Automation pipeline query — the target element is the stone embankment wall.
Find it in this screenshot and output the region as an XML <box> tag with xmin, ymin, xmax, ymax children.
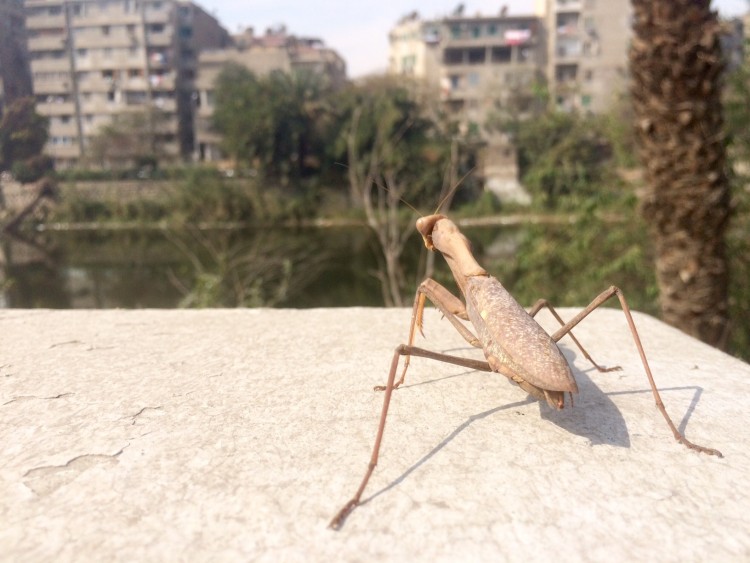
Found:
<box><xmin>0</xmin><ymin>176</ymin><xmax>171</xmax><ymax>217</ymax></box>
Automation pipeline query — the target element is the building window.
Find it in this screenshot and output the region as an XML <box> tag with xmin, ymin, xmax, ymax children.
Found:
<box><xmin>491</xmin><ymin>46</ymin><xmax>511</xmax><ymax>63</ymax></box>
<box><xmin>125</xmin><ymin>91</ymin><xmax>147</xmax><ymax>104</ymax></box>
<box><xmin>555</xmin><ymin>63</ymin><xmax>578</xmax><ymax>83</ymax></box>
<box><xmin>472</xmin><ymin>25</ymin><xmax>481</xmax><ymax>38</ymax></box>
<box><xmin>444</xmin><ymin>48</ymin><xmax>463</xmax><ymax>65</ymax></box>
<box><xmin>450</xmin><ymin>24</ymin><xmax>461</xmax><ymax>39</ymax></box>
<box><xmin>581</xmin><ymin>94</ymin><xmax>592</xmax><ymax>107</ymax></box>
<box><xmin>401</xmin><ymin>55</ymin><xmax>416</xmax><ymax>74</ymax></box>
<box><xmin>467</xmin><ymin>72</ymin><xmax>480</xmax><ymax>86</ymax></box>
<box><xmin>449</xmin><ymin>74</ymin><xmax>461</xmax><ymax>90</ymax></box>
<box><xmin>102</xmin><ymin>25</ymin><xmax>110</xmax><ymax>35</ymax></box>
<box><xmin>467</xmin><ymin>48</ymin><xmax>485</xmax><ymax>64</ymax></box>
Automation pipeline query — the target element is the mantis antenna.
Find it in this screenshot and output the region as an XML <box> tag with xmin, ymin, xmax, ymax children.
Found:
<box><xmin>434</xmin><ymin>167</ymin><xmax>476</xmax><ymax>215</ymax></box>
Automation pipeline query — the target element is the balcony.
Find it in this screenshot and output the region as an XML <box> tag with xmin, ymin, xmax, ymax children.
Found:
<box><xmin>27</xmin><ymin>35</ymin><xmax>67</xmax><ymax>51</ymax></box>
<box><xmin>555</xmin><ymin>0</ymin><xmax>582</xmax><ymax>12</ymax></box>
<box><xmin>72</xmin><ymin>11</ymin><xmax>141</xmax><ymax>27</ymax></box>
<box><xmin>145</xmin><ymin>32</ymin><xmax>174</xmax><ymax>48</ymax></box>
<box><xmin>143</xmin><ymin>6</ymin><xmax>172</xmax><ymax>24</ymax></box>
<box><xmin>556</xmin><ymin>39</ymin><xmax>582</xmax><ymax>60</ymax></box>
<box><xmin>25</xmin><ymin>14</ymin><xmax>65</xmax><ymax>30</ymax></box>
<box><xmin>45</xmin><ymin>142</ymin><xmax>81</xmax><ymax>159</ymax></box>
<box><xmin>30</xmin><ymin>57</ymin><xmax>70</xmax><ymax>73</ymax></box>
<box><xmin>32</xmin><ymin>80</ymin><xmax>72</xmax><ymax>95</ymax></box>
<box><xmin>49</xmin><ymin>121</ymin><xmax>79</xmax><ymax>137</ymax></box>
<box><xmin>148</xmin><ymin>73</ymin><xmax>176</xmax><ymax>90</ymax></box>
<box><xmin>36</xmin><ymin>101</ymin><xmax>76</xmax><ymax>115</ymax></box>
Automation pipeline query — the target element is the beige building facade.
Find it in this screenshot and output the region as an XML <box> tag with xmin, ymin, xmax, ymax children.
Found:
<box><xmin>24</xmin><ymin>0</ymin><xmax>229</xmax><ymax>169</ymax></box>
<box><xmin>538</xmin><ymin>0</ymin><xmax>632</xmax><ymax>113</ymax></box>
<box><xmin>389</xmin><ymin>1</ymin><xmax>632</xmax><ymax>121</ymax></box>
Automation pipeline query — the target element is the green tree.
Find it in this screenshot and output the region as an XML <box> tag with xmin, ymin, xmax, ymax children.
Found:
<box><xmin>213</xmin><ymin>65</ymin><xmax>328</xmax><ymax>183</ymax></box>
<box><xmin>332</xmin><ymin>75</ymin><xmax>460</xmax><ymax>305</ymax></box>
<box><xmin>0</xmin><ymin>97</ymin><xmax>48</xmax><ymax>172</ymax></box>
<box><xmin>87</xmin><ymin>107</ymin><xmax>169</xmax><ymax>170</ymax></box>
<box><xmin>508</xmin><ymin>111</ymin><xmax>621</xmax><ymax>209</ymax></box>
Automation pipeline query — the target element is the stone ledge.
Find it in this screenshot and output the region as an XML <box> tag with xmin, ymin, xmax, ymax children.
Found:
<box><xmin>1</xmin><ymin>307</ymin><xmax>748</xmax><ymax>560</ymax></box>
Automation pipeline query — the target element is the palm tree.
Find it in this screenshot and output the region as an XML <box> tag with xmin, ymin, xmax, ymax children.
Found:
<box><xmin>629</xmin><ymin>0</ymin><xmax>731</xmax><ymax>348</ymax></box>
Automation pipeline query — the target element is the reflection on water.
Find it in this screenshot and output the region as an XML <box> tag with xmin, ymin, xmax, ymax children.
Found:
<box><xmin>0</xmin><ymin>222</ymin><xmax>529</xmax><ymax>309</ymax></box>
<box><xmin>1</xmin><ymin>226</ymin><xmax>437</xmax><ymax>309</ymax></box>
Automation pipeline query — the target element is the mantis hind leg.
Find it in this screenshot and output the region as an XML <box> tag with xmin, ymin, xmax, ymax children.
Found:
<box><xmin>551</xmin><ymin>286</ymin><xmax>723</xmax><ymax>458</ymax></box>
<box><xmin>528</xmin><ymin>298</ymin><xmax>621</xmax><ymax>373</ymax></box>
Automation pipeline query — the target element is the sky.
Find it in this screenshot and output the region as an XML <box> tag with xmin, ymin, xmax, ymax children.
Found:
<box><xmin>201</xmin><ymin>1</ymin><xmax>750</xmax><ymax>77</ymax></box>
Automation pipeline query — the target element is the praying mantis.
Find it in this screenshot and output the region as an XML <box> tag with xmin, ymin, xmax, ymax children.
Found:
<box><xmin>329</xmin><ymin>212</ymin><xmax>723</xmax><ymax>530</ymax></box>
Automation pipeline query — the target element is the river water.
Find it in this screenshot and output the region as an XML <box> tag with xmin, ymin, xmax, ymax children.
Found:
<box><xmin>1</xmin><ymin>225</ymin><xmax>502</xmax><ymax>309</ymax></box>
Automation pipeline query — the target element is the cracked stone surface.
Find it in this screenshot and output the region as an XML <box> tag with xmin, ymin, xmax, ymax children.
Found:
<box><xmin>1</xmin><ymin>308</ymin><xmax>748</xmax><ymax>561</ymax></box>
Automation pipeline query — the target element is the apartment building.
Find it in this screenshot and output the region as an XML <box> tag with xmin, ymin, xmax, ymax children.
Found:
<box><xmin>24</xmin><ymin>0</ymin><xmax>230</xmax><ymax>169</ymax></box>
<box><xmin>0</xmin><ymin>0</ymin><xmax>33</xmax><ymax>117</ymax></box>
<box><xmin>537</xmin><ymin>0</ymin><xmax>632</xmax><ymax>113</ymax></box>
<box><xmin>390</xmin><ymin>10</ymin><xmax>545</xmax><ymax>133</ymax></box>
<box><xmin>194</xmin><ymin>26</ymin><xmax>346</xmax><ymax>163</ymax></box>
<box><xmin>390</xmin><ymin>2</ymin><xmax>633</xmax><ymax>119</ymax></box>
<box><xmin>389</xmin><ymin>9</ymin><xmax>545</xmax><ymax>203</ymax></box>
<box><xmin>388</xmin><ymin>4</ymin><xmax>633</xmax><ymax>202</ymax></box>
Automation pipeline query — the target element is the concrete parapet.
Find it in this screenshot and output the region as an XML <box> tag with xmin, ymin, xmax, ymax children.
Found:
<box><xmin>1</xmin><ymin>307</ymin><xmax>748</xmax><ymax>560</ymax></box>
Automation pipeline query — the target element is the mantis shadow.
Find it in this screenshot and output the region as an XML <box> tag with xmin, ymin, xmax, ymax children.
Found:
<box><xmin>538</xmin><ymin>362</ymin><xmax>631</xmax><ymax>448</ymax></box>
<box><xmin>540</xmin><ymin>345</ymin><xmax>707</xmax><ymax>448</ymax></box>
<box><xmin>363</xmin><ymin>397</ymin><xmax>535</xmax><ymax>507</ymax></box>
<box><xmin>364</xmin><ymin>345</ymin><xmax>708</xmax><ymax>506</ymax></box>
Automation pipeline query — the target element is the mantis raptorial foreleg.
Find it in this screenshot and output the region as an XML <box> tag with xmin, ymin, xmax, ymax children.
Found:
<box><xmin>375</xmin><ymin>279</ymin><xmax>482</xmax><ymax>391</ymax></box>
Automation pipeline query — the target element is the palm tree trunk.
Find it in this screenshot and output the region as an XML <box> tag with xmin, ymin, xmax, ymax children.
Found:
<box><xmin>630</xmin><ymin>0</ymin><xmax>731</xmax><ymax>348</ymax></box>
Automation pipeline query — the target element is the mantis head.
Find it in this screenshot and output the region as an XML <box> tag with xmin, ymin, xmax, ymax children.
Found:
<box><xmin>415</xmin><ymin>214</ymin><xmax>447</xmax><ymax>250</ymax></box>
<box><xmin>416</xmin><ymin>214</ymin><xmax>488</xmax><ymax>284</ymax></box>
